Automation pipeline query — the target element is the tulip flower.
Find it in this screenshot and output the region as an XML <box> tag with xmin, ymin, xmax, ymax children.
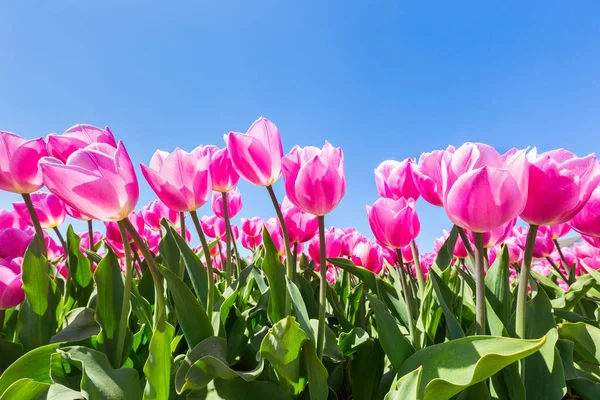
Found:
<box><xmin>339</xmin><ymin>228</ymin><xmax>365</xmax><ymax>257</ymax></box>
<box><xmin>0</xmin><ymin>131</ymin><xmax>48</xmax><ymax>194</ymax></box>
<box><xmin>141</xmin><ymin>148</ymin><xmax>212</xmax><ymax>213</ymax></box>
<box><xmin>307</xmin><ymin>228</ymin><xmax>343</xmax><ymax>268</ymax></box>
<box><xmin>200</xmin><ymin>215</ymin><xmax>227</xmax><ymax>239</ymax></box>
<box><xmin>280</xmin><ymin>197</ymin><xmax>319</xmax><ymax>245</ymax></box>
<box><xmin>0</xmin><ymin>257</ymin><xmax>25</xmax><ymax>310</ymax></box>
<box><xmin>0</xmin><ymin>209</ymin><xmax>29</xmax><ymax>230</ymax></box>
<box><xmin>532</xmin><ymin>226</ymin><xmax>556</xmax><ymax>258</ymax></box>
<box><xmin>282</xmin><ymin>142</ymin><xmax>346</xmax><ymax>216</ymax></box>
<box><xmin>105</xmin><ymin>212</ymin><xmax>146</xmax><ymax>258</ymax></box>
<box><xmin>351</xmin><ymin>240</ymin><xmax>384</xmax><ymax>275</ymax></box>
<box><xmin>374</xmin><ymin>158</ymin><xmax>420</xmax><ymax>201</ymax></box>
<box><xmin>582</xmin><ymin>234</ymin><xmax>600</xmax><ymax>248</ymax></box>
<box><xmin>265</xmin><ymin>218</ymin><xmax>287</xmax><ymax>257</ymax></box>
<box><xmin>212</xmin><ymin>189</ymin><xmax>243</xmax><ymax>219</ymax></box>
<box><xmin>142</xmin><ymin>200</ymin><xmax>179</xmax><ymax>232</ymax></box>
<box><xmin>13</xmin><ymin>192</ymin><xmax>66</xmax><ymax>229</ymax></box>
<box><xmin>466</xmin><ymin>218</ymin><xmax>516</xmax><ymax>249</ymax></box>
<box><xmin>207</xmin><ymin>147</ymin><xmax>240</xmax><ymax>193</ymax></box>
<box><xmin>80</xmin><ymin>231</ymin><xmax>103</xmax><ymax>253</ymax></box>
<box><xmin>569</xmin><ymin>185</ymin><xmax>600</xmax><ymax>239</ymax></box>
<box><xmin>0</xmin><ymin>228</ymin><xmax>34</xmax><ymax>259</ymax></box>
<box><xmin>401</xmin><ymin>245</ymin><xmax>414</xmax><ymax>264</ymax></box>
<box><xmin>241</xmin><ymin>217</ymin><xmax>263</xmax><ymax>250</ymax></box>
<box><xmin>40</xmin><ymin>142</ymin><xmax>139</xmax><ymax>222</ymax></box>
<box><xmin>367</xmin><ymin>197</ymin><xmax>420</xmax><ymax>249</ymax></box>
<box><xmin>47</xmin><ymin>124</ymin><xmax>117</xmax><ymax>163</ymax></box>
<box><xmin>548</xmin><ymin>223</ymin><xmax>571</xmax><ymax>240</ymax></box>
<box><xmin>504</xmin><ymin>237</ymin><xmax>524</xmax><ymax>264</ymax></box>
<box><xmin>520</xmin><ymin>149</ymin><xmax>600</xmax><ymax>226</ymax></box>
<box><xmin>413</xmin><ymin>146</ymin><xmax>455</xmax><ymax>206</ymax></box>
<box><xmin>225</xmin><ymin>117</ymin><xmax>284</xmax><ymax>187</ymax></box>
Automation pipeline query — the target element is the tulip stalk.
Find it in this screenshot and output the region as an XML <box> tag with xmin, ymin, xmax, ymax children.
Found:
<box><xmin>87</xmin><ymin>220</ymin><xmax>95</xmax><ymax>250</ymax></box>
<box><xmin>21</xmin><ymin>193</ymin><xmax>47</xmax><ymax>258</ymax></box>
<box><xmin>266</xmin><ymin>185</ymin><xmax>294</xmax><ymax>280</ymax></box>
<box><xmin>410</xmin><ymin>240</ymin><xmax>425</xmax><ymax>298</ymax></box>
<box><xmin>396</xmin><ymin>249</ymin><xmax>416</xmax><ymax>345</ymax></box>
<box><xmin>516</xmin><ymin>224</ymin><xmax>539</xmax><ymax>339</ymax></box>
<box><xmin>122</xmin><ymin>218</ymin><xmax>166</xmax><ymax>329</ymax></box>
<box><xmin>545</xmin><ymin>256</ymin><xmax>569</xmax><ymax>283</ymax></box>
<box><xmin>179</xmin><ymin>212</ymin><xmax>186</xmax><ymax>281</ymax></box>
<box><xmin>190</xmin><ymin>210</ymin><xmax>215</xmax><ymax>318</ymax></box>
<box><xmin>473</xmin><ymin>232</ymin><xmax>486</xmax><ymax>335</ymax></box>
<box><xmin>221</xmin><ymin>192</ymin><xmax>234</xmax><ymax>282</ymax></box>
<box><xmin>316</xmin><ymin>216</ymin><xmax>327</xmax><ymax>360</ymax></box>
<box><xmin>554</xmin><ymin>239</ymin><xmax>574</xmax><ymax>283</ymax></box>
<box><xmin>116</xmin><ymin>221</ymin><xmax>133</xmax><ymax>368</ymax></box>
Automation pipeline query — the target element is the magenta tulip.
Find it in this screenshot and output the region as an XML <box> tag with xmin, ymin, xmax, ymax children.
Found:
<box><xmin>520</xmin><ymin>149</ymin><xmax>600</xmax><ymax>226</ymax></box>
<box><xmin>225</xmin><ymin>117</ymin><xmax>284</xmax><ymax>187</ymax></box>
<box><xmin>308</xmin><ymin>227</ymin><xmax>343</xmax><ymax>267</ymax></box>
<box><xmin>548</xmin><ymin>223</ymin><xmax>571</xmax><ymax>240</ymax></box>
<box><xmin>282</xmin><ymin>142</ymin><xmax>346</xmax><ymax>216</ymax></box>
<box><xmin>200</xmin><ymin>215</ymin><xmax>227</xmax><ymax>239</ymax></box>
<box><xmin>467</xmin><ymin>218</ymin><xmax>516</xmax><ymax>249</ymax></box>
<box><xmin>0</xmin><ymin>257</ymin><xmax>25</xmax><ymax>310</ymax></box>
<box><xmin>40</xmin><ymin>142</ymin><xmax>138</xmax><ymax>222</ymax></box>
<box><xmin>47</xmin><ymin>124</ymin><xmax>117</xmax><ymax>163</ymax></box>
<box><xmin>505</xmin><ymin>237</ymin><xmax>524</xmax><ymax>264</ymax></box>
<box><xmin>0</xmin><ymin>228</ymin><xmax>34</xmax><ymax>259</ymax></box>
<box><xmin>514</xmin><ymin>226</ymin><xmax>555</xmax><ymax>258</ymax></box>
<box><xmin>401</xmin><ymin>245</ymin><xmax>414</xmax><ymax>264</ymax></box>
<box><xmin>212</xmin><ymin>189</ymin><xmax>243</xmax><ymax>219</ymax></box>
<box><xmin>265</xmin><ymin>218</ymin><xmax>286</xmax><ymax>256</ymax></box>
<box><xmin>367</xmin><ymin>197</ymin><xmax>420</xmax><ymax>249</ymax></box>
<box><xmin>280</xmin><ymin>197</ymin><xmax>319</xmax><ymax>244</ymax></box>
<box><xmin>141</xmin><ymin>148</ymin><xmax>212</xmax><ymax>213</ymax></box>
<box><xmin>582</xmin><ymin>234</ymin><xmax>600</xmax><ymax>248</ymax></box>
<box><xmin>0</xmin><ymin>131</ymin><xmax>48</xmax><ymax>194</ymax></box>
<box><xmin>208</xmin><ymin>147</ymin><xmax>240</xmax><ymax>193</ymax></box>
<box><xmin>413</xmin><ymin>146</ymin><xmax>455</xmax><ymax>206</ymax></box>
<box><xmin>44</xmin><ymin>234</ymin><xmax>64</xmax><ymax>262</ymax></box>
<box><xmin>352</xmin><ymin>240</ymin><xmax>384</xmax><ymax>275</ymax></box>
<box><xmin>142</xmin><ymin>200</ymin><xmax>179</xmax><ymax>231</ymax></box>
<box><xmin>13</xmin><ymin>192</ymin><xmax>66</xmax><ymax>229</ymax></box>
<box><xmin>374</xmin><ymin>158</ymin><xmax>420</xmax><ymax>201</ymax></box>
<box><xmin>80</xmin><ymin>231</ymin><xmax>103</xmax><ymax>252</ymax></box>
<box><xmin>241</xmin><ymin>217</ymin><xmax>263</xmax><ymax>250</ymax></box>
<box><xmin>569</xmin><ymin>185</ymin><xmax>600</xmax><ymax>238</ymax></box>
<box><xmin>0</xmin><ymin>209</ymin><xmax>29</xmax><ymax>230</ymax></box>
<box><xmin>442</xmin><ymin>143</ymin><xmax>529</xmax><ymax>232</ymax></box>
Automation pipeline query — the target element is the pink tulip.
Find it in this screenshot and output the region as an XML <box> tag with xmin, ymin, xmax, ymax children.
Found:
<box><xmin>44</xmin><ymin>234</ymin><xmax>64</xmax><ymax>262</ymax></box>
<box><xmin>0</xmin><ymin>257</ymin><xmax>25</xmax><ymax>310</ymax></box>
<box><xmin>549</xmin><ymin>247</ymin><xmax>577</xmax><ymax>272</ymax></box>
<box><xmin>13</xmin><ymin>192</ymin><xmax>66</xmax><ymax>229</ymax></box>
<box><xmin>200</xmin><ymin>215</ymin><xmax>227</xmax><ymax>239</ymax></box>
<box><xmin>264</xmin><ymin>218</ymin><xmax>287</xmax><ymax>256</ymax></box>
<box><xmin>582</xmin><ymin>234</ymin><xmax>600</xmax><ymax>248</ymax></box>
<box><xmin>505</xmin><ymin>237</ymin><xmax>524</xmax><ymax>264</ymax></box>
<box><xmin>241</xmin><ymin>217</ymin><xmax>263</xmax><ymax>250</ymax></box>
<box><xmin>0</xmin><ymin>209</ymin><xmax>29</xmax><ymax>230</ymax></box>
<box><xmin>105</xmin><ymin>212</ymin><xmax>145</xmax><ymax>257</ymax></box>
<box><xmin>374</xmin><ymin>158</ymin><xmax>420</xmax><ymax>201</ymax></box>
<box><xmin>520</xmin><ymin>149</ymin><xmax>600</xmax><ymax>226</ymax></box>
<box><xmin>569</xmin><ymin>185</ymin><xmax>600</xmax><ymax>238</ymax></box>
<box><xmin>280</xmin><ymin>197</ymin><xmax>319</xmax><ymax>244</ymax></box>
<box><xmin>40</xmin><ymin>142</ymin><xmax>138</xmax><ymax>222</ymax></box>
<box><xmin>487</xmin><ymin>247</ymin><xmax>499</xmax><ymax>266</ymax></box>
<box><xmin>80</xmin><ymin>231</ymin><xmax>103</xmax><ymax>251</ymax></box>
<box><xmin>401</xmin><ymin>244</ymin><xmax>414</xmax><ymax>264</ymax></box>
<box><xmin>225</xmin><ymin>117</ymin><xmax>284</xmax><ymax>187</ymax></box>
<box><xmin>307</xmin><ymin>227</ymin><xmax>343</xmax><ymax>267</ymax></box>
<box><xmin>581</xmin><ymin>258</ymin><xmax>600</xmax><ymax>273</ymax></box>
<box><xmin>0</xmin><ymin>131</ymin><xmax>48</xmax><ymax>194</ymax></box>
<box><xmin>573</xmin><ymin>241</ymin><xmax>600</xmax><ymax>261</ymax></box>
<box><xmin>367</xmin><ymin>197</ymin><xmax>420</xmax><ymax>249</ymax></box>
<box><xmin>433</xmin><ymin>229</ymin><xmax>469</xmax><ymax>259</ymax></box>
<box><xmin>351</xmin><ymin>240</ymin><xmax>384</xmax><ymax>275</ymax></box>
<box><xmin>65</xmin><ymin>203</ymin><xmax>92</xmax><ymax>220</ymax></box>
<box><xmin>56</xmin><ymin>262</ymin><xmax>68</xmax><ymax>280</ymax></box>
<box><xmin>381</xmin><ymin>246</ymin><xmax>398</xmax><ymax>267</ymax></box>
<box><xmin>466</xmin><ymin>218</ymin><xmax>516</xmax><ymax>249</ymax></box>
<box><xmin>212</xmin><ymin>189</ymin><xmax>243</xmax><ymax>219</ymax></box>
<box><xmin>0</xmin><ymin>228</ymin><xmax>34</xmax><ymax>259</ymax></box>
<box><xmin>548</xmin><ymin>223</ymin><xmax>571</xmax><ymax>240</ymax></box>
<box><xmin>241</xmin><ymin>232</ymin><xmax>262</xmax><ymax>250</ymax></box>
<box><xmin>142</xmin><ymin>200</ymin><xmax>179</xmax><ymax>232</ymax></box>
<box><xmin>413</xmin><ymin>146</ymin><xmax>455</xmax><ymax>206</ymax></box>
<box><xmin>208</xmin><ymin>147</ymin><xmax>240</xmax><ymax>193</ymax></box>
<box><xmin>339</xmin><ymin>228</ymin><xmax>365</xmax><ymax>256</ymax></box>
<box><xmin>47</xmin><ymin>124</ymin><xmax>117</xmax><ymax>163</ymax></box>
<box><xmin>531</xmin><ymin>260</ymin><xmax>552</xmax><ymax>277</ymax></box>
<box><xmin>282</xmin><ymin>142</ymin><xmax>346</xmax><ymax>216</ymax></box>
<box><xmin>515</xmin><ymin>226</ymin><xmax>555</xmax><ymax>258</ymax></box>
<box><xmin>418</xmin><ymin>252</ymin><xmax>436</xmax><ymax>279</ymax></box>
<box><xmin>325</xmin><ymin>267</ymin><xmax>337</xmax><ymax>284</ymax></box>
<box><xmin>442</xmin><ymin>143</ymin><xmax>529</xmax><ymax>232</ymax></box>
<box><xmin>141</xmin><ymin>148</ymin><xmax>212</xmax><ymax>213</ymax></box>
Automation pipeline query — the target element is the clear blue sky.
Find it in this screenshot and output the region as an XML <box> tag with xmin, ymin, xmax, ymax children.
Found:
<box><xmin>1</xmin><ymin>1</ymin><xmax>599</xmax><ymax>251</ymax></box>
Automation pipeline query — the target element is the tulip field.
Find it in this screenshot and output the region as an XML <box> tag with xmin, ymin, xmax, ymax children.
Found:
<box><xmin>2</xmin><ymin>119</ymin><xmax>600</xmax><ymax>400</ymax></box>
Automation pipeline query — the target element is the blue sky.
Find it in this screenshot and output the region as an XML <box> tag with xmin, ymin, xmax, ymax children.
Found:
<box><xmin>1</xmin><ymin>1</ymin><xmax>599</xmax><ymax>250</ymax></box>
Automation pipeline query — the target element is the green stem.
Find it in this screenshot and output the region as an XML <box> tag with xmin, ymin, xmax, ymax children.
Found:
<box><xmin>178</xmin><ymin>212</ymin><xmax>186</xmax><ymax>281</ymax></box>
<box><xmin>396</xmin><ymin>249</ymin><xmax>416</xmax><ymax>345</ymax></box>
<box><xmin>0</xmin><ymin>309</ymin><xmax>5</xmax><ymax>333</ymax></box>
<box><xmin>358</xmin><ymin>283</ymin><xmax>367</xmax><ymax>329</ymax></box>
<box><xmin>221</xmin><ymin>192</ymin><xmax>234</xmax><ymax>282</ymax></box>
<box><xmin>116</xmin><ymin>221</ymin><xmax>133</xmax><ymax>367</ymax></box>
<box><xmin>316</xmin><ymin>216</ymin><xmax>328</xmax><ymax>360</ymax></box>
<box><xmin>266</xmin><ymin>185</ymin><xmax>294</xmax><ymax>280</ymax></box>
<box><xmin>410</xmin><ymin>240</ymin><xmax>425</xmax><ymax>298</ymax></box>
<box><xmin>516</xmin><ymin>224</ymin><xmax>539</xmax><ymax>338</ymax></box>
<box><xmin>545</xmin><ymin>256</ymin><xmax>569</xmax><ymax>283</ymax></box>
<box><xmin>54</xmin><ymin>226</ymin><xmax>70</xmax><ymax>306</ymax></box>
<box><xmin>122</xmin><ymin>218</ymin><xmax>166</xmax><ymax>330</ymax></box>
<box><xmin>473</xmin><ymin>232</ymin><xmax>486</xmax><ymax>335</ymax></box>
<box><xmin>456</xmin><ymin>226</ymin><xmax>475</xmax><ymax>266</ymax></box>
<box><xmin>190</xmin><ymin>210</ymin><xmax>215</xmax><ymax>319</ymax></box>
<box><xmin>87</xmin><ymin>220</ymin><xmax>94</xmax><ymax>250</ymax></box>
<box><xmin>292</xmin><ymin>242</ymin><xmax>298</xmax><ymax>273</ymax></box>
<box><xmin>554</xmin><ymin>239</ymin><xmax>574</xmax><ymax>283</ymax></box>
<box><xmin>21</xmin><ymin>193</ymin><xmax>46</xmax><ymax>258</ymax></box>
<box><xmin>53</xmin><ymin>227</ymin><xmax>67</xmax><ymax>256</ymax></box>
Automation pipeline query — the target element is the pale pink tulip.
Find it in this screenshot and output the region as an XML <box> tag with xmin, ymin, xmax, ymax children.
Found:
<box><xmin>241</xmin><ymin>217</ymin><xmax>263</xmax><ymax>250</ymax></box>
<box><xmin>367</xmin><ymin>197</ymin><xmax>420</xmax><ymax>249</ymax></box>
<box><xmin>413</xmin><ymin>146</ymin><xmax>455</xmax><ymax>206</ymax></box>
<box><xmin>339</xmin><ymin>228</ymin><xmax>366</xmax><ymax>256</ymax></box>
<box><xmin>47</xmin><ymin>124</ymin><xmax>117</xmax><ymax>163</ymax></box>
<box><xmin>212</xmin><ymin>189</ymin><xmax>243</xmax><ymax>219</ymax></box>
<box><xmin>13</xmin><ymin>192</ymin><xmax>66</xmax><ymax>229</ymax></box>
<box><xmin>0</xmin><ymin>131</ymin><xmax>48</xmax><ymax>194</ymax></box>
<box><xmin>143</xmin><ymin>200</ymin><xmax>179</xmax><ymax>231</ymax></box>
<box><xmin>374</xmin><ymin>158</ymin><xmax>420</xmax><ymax>201</ymax></box>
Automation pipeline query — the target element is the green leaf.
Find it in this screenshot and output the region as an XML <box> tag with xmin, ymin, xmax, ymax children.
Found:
<box><xmin>0</xmin><ymin>338</ymin><xmax>23</xmax><ymax>373</ymax></box>
<box><xmin>556</xmin><ymin>338</ymin><xmax>600</xmax><ymax>400</ymax></box>
<box><xmin>212</xmin><ymin>377</ymin><xmax>293</xmax><ymax>399</ymax></box>
<box><xmin>397</xmin><ymin>335</ymin><xmax>546</xmax><ymax>400</ymax></box>
<box><xmin>261</xmin><ymin>227</ymin><xmax>288</xmax><ymax>323</ymax></box>
<box><xmin>51</xmin><ymin>308</ymin><xmax>100</xmax><ymax>344</ymax></box>
<box><xmin>484</xmin><ymin>244</ymin><xmax>511</xmax><ymax>325</ymax></box>
<box><xmin>0</xmin><ymin>342</ymin><xmax>63</xmax><ymax>395</ymax></box>
<box><xmin>370</xmin><ymin>296</ymin><xmax>415</xmax><ymax>370</ymax></box>
<box><xmin>338</xmin><ymin>328</ymin><xmax>369</xmax><ymax>356</ymax></box>
<box><xmin>0</xmin><ymin>378</ymin><xmax>50</xmax><ymax>399</ymax></box>
<box><xmin>18</xmin><ymin>279</ymin><xmax>61</xmax><ymax>351</ymax></box>
<box><xmin>175</xmin><ymin>336</ymin><xmax>264</xmax><ymax>393</ymax></box>
<box><xmin>551</xmin><ymin>274</ymin><xmax>596</xmax><ymax>310</ymax></box>
<box><xmin>349</xmin><ymin>339</ymin><xmax>385</xmax><ymax>400</ymax></box>
<box><xmin>286</xmin><ymin>276</ymin><xmax>315</xmax><ymax>342</ymax></box>
<box><xmin>302</xmin><ymin>340</ymin><xmax>329</xmax><ymax>400</ymax></box>
<box><xmin>143</xmin><ymin>322</ymin><xmax>175</xmax><ymax>400</ymax></box>
<box><xmin>66</xmin><ymin>225</ymin><xmax>92</xmax><ymax>288</ymax></box>
<box><xmin>94</xmin><ymin>248</ymin><xmax>131</xmax><ymax>368</ymax></box>
<box><xmin>558</xmin><ymin>322</ymin><xmax>600</xmax><ymax>365</ymax></box>
<box><xmin>432</xmin><ymin>225</ymin><xmax>458</xmax><ymax>273</ymax></box>
<box><xmin>21</xmin><ymin>238</ymin><xmax>49</xmax><ymax>316</ymax></box>
<box><xmin>429</xmin><ymin>270</ymin><xmax>465</xmax><ymax>340</ymax></box>
<box><xmin>380</xmin><ymin>266</ymin><xmax>411</xmax><ymax>331</ymax></box>
<box><xmin>327</xmin><ymin>257</ymin><xmax>395</xmax><ymax>294</ymax></box>
<box><xmin>159</xmin><ymin>220</ymin><xmax>182</xmax><ymax>276</ymax></box>
<box><xmin>385</xmin><ymin>366</ymin><xmax>422</xmax><ymax>400</ymax></box>
<box><xmin>51</xmin><ymin>346</ymin><xmax>142</xmax><ymax>399</ymax></box>
<box><xmin>158</xmin><ymin>263</ymin><xmax>213</xmax><ymax>348</ymax></box>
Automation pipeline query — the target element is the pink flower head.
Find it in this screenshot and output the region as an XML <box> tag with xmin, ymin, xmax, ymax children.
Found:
<box><xmin>141</xmin><ymin>147</ymin><xmax>212</xmax><ymax>213</ymax></box>
<box><xmin>548</xmin><ymin>223</ymin><xmax>571</xmax><ymax>240</ymax></box>
<box><xmin>142</xmin><ymin>200</ymin><xmax>179</xmax><ymax>232</ymax></box>
<box><xmin>515</xmin><ymin>225</ymin><xmax>555</xmax><ymax>258</ymax></box>
<box><xmin>307</xmin><ymin>227</ymin><xmax>343</xmax><ymax>268</ymax></box>
<box><xmin>265</xmin><ymin>218</ymin><xmax>286</xmax><ymax>256</ymax></box>
<box><xmin>351</xmin><ymin>240</ymin><xmax>384</xmax><ymax>275</ymax></box>
<box><xmin>467</xmin><ymin>217</ymin><xmax>516</xmax><ymax>249</ymax></box>
<box><xmin>401</xmin><ymin>244</ymin><xmax>414</xmax><ymax>264</ymax></box>
<box><xmin>79</xmin><ymin>231</ymin><xmax>103</xmax><ymax>251</ymax></box>
<box><xmin>212</xmin><ymin>189</ymin><xmax>243</xmax><ymax>219</ymax></box>
<box><xmin>225</xmin><ymin>117</ymin><xmax>284</xmax><ymax>187</ymax></box>
<box><xmin>442</xmin><ymin>143</ymin><xmax>529</xmax><ymax>232</ymax></box>
<box><xmin>413</xmin><ymin>146</ymin><xmax>455</xmax><ymax>206</ymax></box>
<box><xmin>47</xmin><ymin>124</ymin><xmax>117</xmax><ymax>163</ymax></box>
<box><xmin>282</xmin><ymin>142</ymin><xmax>346</xmax><ymax>216</ymax></box>
<box><xmin>105</xmin><ymin>211</ymin><xmax>145</xmax><ymax>258</ymax></box>
<box><xmin>367</xmin><ymin>197</ymin><xmax>420</xmax><ymax>249</ymax></box>
<box><xmin>0</xmin><ymin>209</ymin><xmax>29</xmax><ymax>230</ymax></box>
<box><xmin>433</xmin><ymin>229</ymin><xmax>469</xmax><ymax>259</ymax></box>
<box><xmin>200</xmin><ymin>215</ymin><xmax>226</xmax><ymax>239</ymax></box>
<box><xmin>581</xmin><ymin>234</ymin><xmax>600</xmax><ymax>248</ymax></box>
<box><xmin>521</xmin><ymin>149</ymin><xmax>600</xmax><ymax>225</ymax></box>
<box><xmin>0</xmin><ymin>257</ymin><xmax>25</xmax><ymax>310</ymax></box>
<box><xmin>569</xmin><ymin>185</ymin><xmax>600</xmax><ymax>239</ymax></box>
<box><xmin>381</xmin><ymin>246</ymin><xmax>398</xmax><ymax>267</ymax></box>
<box><xmin>0</xmin><ymin>131</ymin><xmax>48</xmax><ymax>194</ymax></box>
<box><xmin>340</xmin><ymin>228</ymin><xmax>366</xmax><ymax>257</ymax></box>
<box><xmin>504</xmin><ymin>237</ymin><xmax>524</xmax><ymax>264</ymax></box>
<box><xmin>13</xmin><ymin>192</ymin><xmax>66</xmax><ymax>229</ymax></box>
<box><xmin>374</xmin><ymin>158</ymin><xmax>420</xmax><ymax>201</ymax></box>
<box><xmin>40</xmin><ymin>141</ymin><xmax>139</xmax><ymax>222</ymax></box>
<box><xmin>45</xmin><ymin>233</ymin><xmax>64</xmax><ymax>262</ymax></box>
<box><xmin>241</xmin><ymin>217</ymin><xmax>263</xmax><ymax>250</ymax></box>
<box><xmin>418</xmin><ymin>252</ymin><xmax>436</xmax><ymax>279</ymax></box>
<box><xmin>208</xmin><ymin>147</ymin><xmax>240</xmax><ymax>193</ymax></box>
<box><xmin>280</xmin><ymin>196</ymin><xmax>319</xmax><ymax>244</ymax></box>
<box><xmin>0</xmin><ymin>228</ymin><xmax>34</xmax><ymax>259</ymax></box>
